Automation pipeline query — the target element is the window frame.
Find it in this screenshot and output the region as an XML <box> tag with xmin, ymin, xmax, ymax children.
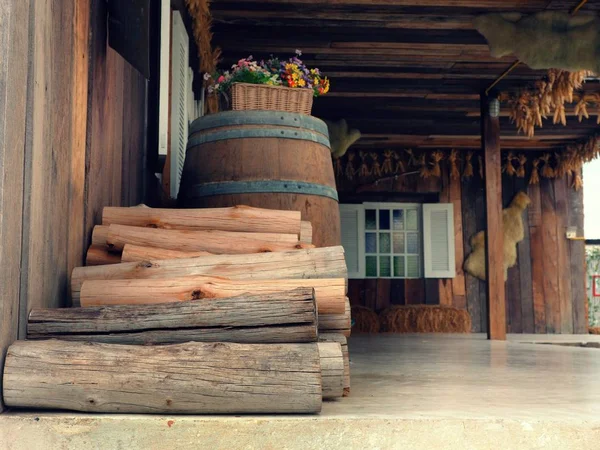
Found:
<box><xmin>360</xmin><ymin>202</ymin><xmax>424</xmax><ymax>280</ymax></box>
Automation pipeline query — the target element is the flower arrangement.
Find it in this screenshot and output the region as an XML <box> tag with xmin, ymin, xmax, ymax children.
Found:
<box><xmin>206</xmin><ymin>50</ymin><xmax>330</xmax><ymax>98</ymax></box>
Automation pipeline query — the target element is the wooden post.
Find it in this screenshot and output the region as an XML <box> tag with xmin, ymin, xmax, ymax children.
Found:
<box><xmin>481</xmin><ymin>94</ymin><xmax>506</xmax><ymax>340</ymax></box>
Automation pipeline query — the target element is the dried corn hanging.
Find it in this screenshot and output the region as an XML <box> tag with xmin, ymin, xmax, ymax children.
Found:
<box><xmin>463</xmin><ymin>152</ymin><xmax>474</xmax><ymax>179</ymax></box>
<box><xmin>529</xmin><ymin>158</ymin><xmax>540</xmax><ymax>185</ymax></box>
<box><xmin>394</xmin><ymin>151</ymin><xmax>406</xmax><ymax>174</ymax></box>
<box><xmin>516</xmin><ymin>154</ymin><xmax>527</xmax><ymax>178</ymax></box>
<box><xmin>345</xmin><ymin>152</ymin><xmax>356</xmax><ymax>180</ymax></box>
<box><xmin>478</xmin><ymin>155</ymin><xmax>484</xmax><ymax>180</ymax></box>
<box><xmin>448</xmin><ymin>149</ymin><xmax>460</xmax><ymax>180</ymax></box>
<box><xmin>418</xmin><ymin>154</ymin><xmax>431</xmax><ymax>178</ymax></box>
<box><xmin>359</xmin><ymin>151</ymin><xmax>371</xmax><ymax>177</ymax></box>
<box><xmin>503</xmin><ymin>152</ymin><xmax>517</xmax><ymax>176</ymax></box>
<box><xmin>430</xmin><ymin>151</ymin><xmax>444</xmax><ymax>178</ymax></box>
<box><xmin>540</xmin><ymin>154</ymin><xmax>555</xmax><ymax>178</ymax></box>
<box><xmin>334</xmin><ymin>157</ymin><xmax>343</xmax><ymax>177</ymax></box>
<box><xmin>371</xmin><ymin>153</ymin><xmax>382</xmax><ymax>177</ymax></box>
<box><xmin>381</xmin><ymin>150</ymin><xmax>394</xmax><ymax>175</ymax></box>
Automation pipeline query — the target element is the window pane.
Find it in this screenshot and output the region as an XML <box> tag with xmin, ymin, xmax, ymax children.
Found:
<box><xmin>407</xmin><ymin>255</ymin><xmax>420</xmax><ymax>278</ymax></box>
<box><xmin>379</xmin><ymin>209</ymin><xmax>390</xmax><ymax>230</ymax></box>
<box><xmin>365</xmin><ymin>209</ymin><xmax>377</xmax><ymax>230</ymax></box>
<box><xmin>393</xmin><ymin>232</ymin><xmax>405</xmax><ymax>253</ymax></box>
<box><xmin>379</xmin><ymin>256</ymin><xmax>391</xmax><ymax>277</ymax></box>
<box><xmin>393</xmin><ymin>210</ymin><xmax>404</xmax><ymax>230</ymax></box>
<box><xmin>406</xmin><ymin>209</ymin><xmax>418</xmax><ymax>230</ymax></box>
<box><xmin>366</xmin><ymin>256</ymin><xmax>377</xmax><ymax>277</ymax></box>
<box><xmin>407</xmin><ymin>232</ymin><xmax>420</xmax><ymax>254</ymax></box>
<box><xmin>365</xmin><ymin>233</ymin><xmax>377</xmax><ymax>253</ymax></box>
<box><xmin>394</xmin><ymin>256</ymin><xmax>405</xmax><ymax>277</ymax></box>
<box><xmin>379</xmin><ymin>233</ymin><xmax>391</xmax><ymax>253</ymax></box>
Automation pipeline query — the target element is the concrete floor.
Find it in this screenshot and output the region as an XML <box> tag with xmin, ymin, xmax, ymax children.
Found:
<box><xmin>2</xmin><ymin>334</ymin><xmax>600</xmax><ymax>449</ymax></box>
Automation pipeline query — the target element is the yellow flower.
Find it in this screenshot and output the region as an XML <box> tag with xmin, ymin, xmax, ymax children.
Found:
<box><xmin>298</xmin><ymin>78</ymin><xmax>306</xmax><ymax>87</ymax></box>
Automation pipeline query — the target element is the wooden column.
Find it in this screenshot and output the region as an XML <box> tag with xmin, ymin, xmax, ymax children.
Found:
<box><xmin>481</xmin><ymin>95</ymin><xmax>506</xmax><ymax>340</ymax></box>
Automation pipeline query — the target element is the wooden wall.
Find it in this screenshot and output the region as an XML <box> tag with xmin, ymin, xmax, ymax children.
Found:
<box><xmin>0</xmin><ymin>0</ymin><xmax>147</xmax><ymax>412</ymax></box>
<box><xmin>342</xmin><ymin>160</ymin><xmax>587</xmax><ymax>334</ymax></box>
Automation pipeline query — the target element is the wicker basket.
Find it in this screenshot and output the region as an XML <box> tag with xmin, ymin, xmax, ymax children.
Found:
<box><xmin>230</xmin><ymin>83</ymin><xmax>314</xmax><ymax>115</ymax></box>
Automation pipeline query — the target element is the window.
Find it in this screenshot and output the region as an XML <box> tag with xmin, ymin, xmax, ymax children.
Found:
<box><xmin>340</xmin><ymin>202</ymin><xmax>455</xmax><ymax>279</ymax></box>
<box><xmin>363</xmin><ymin>203</ymin><xmax>422</xmax><ymax>279</ymax></box>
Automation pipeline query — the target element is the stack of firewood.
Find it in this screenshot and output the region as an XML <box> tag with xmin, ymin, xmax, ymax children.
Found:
<box><xmin>3</xmin><ymin>205</ymin><xmax>350</xmax><ymax>414</ymax></box>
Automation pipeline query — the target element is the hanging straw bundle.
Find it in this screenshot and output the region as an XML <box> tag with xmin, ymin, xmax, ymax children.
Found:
<box><xmin>418</xmin><ymin>153</ymin><xmax>431</xmax><ymax>178</ymax></box>
<box><xmin>186</xmin><ymin>0</ymin><xmax>222</xmax><ymax>113</ymax></box>
<box><xmin>478</xmin><ymin>155</ymin><xmax>484</xmax><ymax>180</ymax></box>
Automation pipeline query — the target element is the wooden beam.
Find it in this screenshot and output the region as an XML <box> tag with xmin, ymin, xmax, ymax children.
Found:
<box><xmin>481</xmin><ymin>95</ymin><xmax>506</xmax><ymax>341</ymax></box>
<box><xmin>212</xmin><ymin>0</ymin><xmax>549</xmax><ymax>8</ymax></box>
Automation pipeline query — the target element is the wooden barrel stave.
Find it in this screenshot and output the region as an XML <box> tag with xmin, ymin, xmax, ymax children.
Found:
<box><xmin>180</xmin><ymin>111</ymin><xmax>341</xmax><ymax>247</ymax></box>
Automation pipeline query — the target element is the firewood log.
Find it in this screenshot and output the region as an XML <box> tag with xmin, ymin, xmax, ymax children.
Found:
<box><xmin>85</xmin><ymin>245</ymin><xmax>121</xmax><ymax>266</ymax></box>
<box><xmin>319</xmin><ymin>333</ymin><xmax>350</xmax><ymax>396</ymax></box>
<box><xmin>79</xmin><ymin>276</ymin><xmax>346</xmax><ymax>314</ymax></box>
<box><xmin>71</xmin><ymin>246</ymin><xmax>348</xmax><ymax>304</ymax></box>
<box><xmin>103</xmin><ymin>204</ymin><xmax>302</xmax><ymax>235</ymax></box>
<box><xmin>317</xmin><ymin>342</ymin><xmax>344</xmax><ymax>399</ymax></box>
<box><xmin>300</xmin><ymin>221</ymin><xmax>313</xmax><ymax>244</ymax></box>
<box><xmin>121</xmin><ymin>244</ymin><xmax>212</xmax><ymax>262</ymax></box>
<box><xmin>104</xmin><ymin>224</ymin><xmax>311</xmax><ymax>254</ymax></box>
<box><xmin>3</xmin><ymin>340</ymin><xmax>322</xmax><ymax>413</ymax></box>
<box><xmin>92</xmin><ymin>225</ymin><xmax>109</xmax><ymax>246</ymax></box>
<box><xmin>28</xmin><ymin>289</ymin><xmax>318</xmax><ymax>344</ymax></box>
<box><xmin>318</xmin><ymin>298</ymin><xmax>351</xmax><ymax>337</ymax></box>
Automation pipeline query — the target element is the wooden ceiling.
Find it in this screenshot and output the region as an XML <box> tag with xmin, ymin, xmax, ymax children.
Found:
<box><xmin>210</xmin><ymin>0</ymin><xmax>600</xmax><ymax>150</ymax></box>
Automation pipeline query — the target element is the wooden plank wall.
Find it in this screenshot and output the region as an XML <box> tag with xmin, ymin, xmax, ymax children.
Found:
<box><xmin>344</xmin><ymin>161</ymin><xmax>587</xmax><ymax>335</ymax></box>
<box><xmin>0</xmin><ymin>0</ymin><xmax>147</xmax><ymax>412</ymax></box>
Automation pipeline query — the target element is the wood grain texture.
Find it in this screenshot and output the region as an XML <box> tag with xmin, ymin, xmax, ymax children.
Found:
<box><xmin>462</xmin><ymin>175</ymin><xmax>482</xmax><ymax>332</ymax></box>
<box><xmin>102</xmin><ymin>205</ymin><xmax>302</xmax><ymax>235</ymax></box>
<box><xmin>319</xmin><ymin>333</ymin><xmax>350</xmax><ymax>395</ymax></box>
<box><xmin>528</xmin><ymin>182</ymin><xmax>546</xmax><ymax>333</ymax></box>
<box><xmin>568</xmin><ymin>176</ymin><xmax>587</xmax><ymax>334</ymax></box>
<box><xmin>0</xmin><ymin>0</ymin><xmax>31</xmax><ymax>412</ymax></box>
<box><xmin>554</xmin><ymin>176</ymin><xmax>573</xmax><ymax>334</ymax></box>
<box><xmin>3</xmin><ymin>340</ymin><xmax>323</xmax><ymax>413</ymax></box>
<box><xmin>28</xmin><ymin>289</ymin><xmax>318</xmax><ymax>344</ymax></box>
<box><xmin>121</xmin><ymin>244</ymin><xmax>213</xmax><ymax>262</ymax></box>
<box><xmin>482</xmin><ymin>97</ymin><xmax>506</xmax><ymax>340</ymax></box>
<box><xmin>71</xmin><ymin>246</ymin><xmax>348</xmax><ymax>302</ymax></box>
<box><xmin>319</xmin><ymin>298</ymin><xmax>351</xmax><ymax>337</ymax></box>
<box><xmin>540</xmin><ymin>178</ymin><xmax>560</xmax><ymax>334</ymax></box>
<box><xmin>104</xmin><ymin>224</ymin><xmax>308</xmax><ymax>254</ymax></box>
<box><xmin>449</xmin><ymin>173</ymin><xmax>466</xmax><ymax>302</ymax></box>
<box><xmin>85</xmin><ymin>245</ymin><xmax>122</xmax><ymax>266</ymax></box>
<box><xmin>514</xmin><ymin>177</ymin><xmax>534</xmax><ymax>334</ymax></box>
<box><xmin>317</xmin><ymin>342</ymin><xmax>344</xmax><ymax>399</ymax></box>
<box><xmin>300</xmin><ymin>221</ymin><xmax>313</xmax><ymax>244</ymax></box>
<box><xmin>79</xmin><ymin>276</ymin><xmax>346</xmax><ymax>314</ymax></box>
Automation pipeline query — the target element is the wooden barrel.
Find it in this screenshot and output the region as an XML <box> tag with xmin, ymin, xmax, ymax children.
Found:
<box><xmin>179</xmin><ymin>111</ymin><xmax>341</xmax><ymax>247</ymax></box>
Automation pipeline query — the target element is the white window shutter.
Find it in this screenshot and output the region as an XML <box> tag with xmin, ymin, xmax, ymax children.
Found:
<box><xmin>339</xmin><ymin>204</ymin><xmax>365</xmax><ymax>279</ymax></box>
<box><xmin>158</xmin><ymin>0</ymin><xmax>171</xmax><ymax>158</ymax></box>
<box><xmin>423</xmin><ymin>203</ymin><xmax>455</xmax><ymax>278</ymax></box>
<box><xmin>169</xmin><ymin>11</ymin><xmax>189</xmax><ymax>199</ymax></box>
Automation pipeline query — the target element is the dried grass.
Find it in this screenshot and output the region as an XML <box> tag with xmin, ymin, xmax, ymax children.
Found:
<box><xmin>351</xmin><ymin>306</ymin><xmax>381</xmax><ymax>333</ymax></box>
<box><xmin>379</xmin><ymin>305</ymin><xmax>472</xmax><ymax>333</ymax></box>
<box><xmin>589</xmin><ymin>327</ymin><xmax>600</xmax><ymax>335</ymax></box>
